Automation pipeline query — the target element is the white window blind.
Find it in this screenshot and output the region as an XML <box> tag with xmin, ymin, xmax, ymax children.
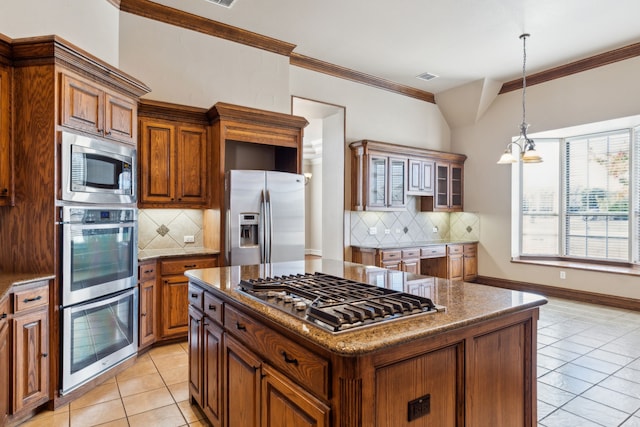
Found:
<box><xmin>521</xmin><ymin>140</ymin><xmax>560</xmax><ymax>255</ymax></box>
<box><xmin>564</xmin><ymin>131</ymin><xmax>630</xmax><ymax>261</ymax></box>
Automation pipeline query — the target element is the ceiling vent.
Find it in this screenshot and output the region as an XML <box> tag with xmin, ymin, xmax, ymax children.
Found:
<box><xmin>416</xmin><ymin>72</ymin><xmax>439</xmax><ymax>82</ymax></box>
<box><xmin>205</xmin><ymin>0</ymin><xmax>236</xmax><ymax>8</ymax></box>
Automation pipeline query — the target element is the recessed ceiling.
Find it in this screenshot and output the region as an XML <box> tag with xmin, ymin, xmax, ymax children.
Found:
<box><xmin>150</xmin><ymin>0</ymin><xmax>640</xmax><ymax>94</ymax></box>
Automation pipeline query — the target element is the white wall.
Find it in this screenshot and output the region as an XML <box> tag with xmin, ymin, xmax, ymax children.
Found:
<box><xmin>289</xmin><ymin>67</ymin><xmax>450</xmax><ymax>151</ymax></box>
<box><xmin>322</xmin><ymin>111</ymin><xmax>344</xmax><ymax>260</ymax></box>
<box><xmin>304</xmin><ymin>160</ymin><xmax>322</xmax><ymax>256</ymax></box>
<box><xmin>0</xmin><ymin>0</ymin><xmax>120</xmax><ymax>66</ymax></box>
<box><xmin>451</xmin><ymin>56</ymin><xmax>640</xmax><ymax>299</ymax></box>
<box><xmin>118</xmin><ymin>12</ymin><xmax>290</xmax><ymax>111</ymax></box>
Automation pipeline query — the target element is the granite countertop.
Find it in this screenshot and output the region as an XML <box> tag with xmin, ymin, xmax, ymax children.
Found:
<box><xmin>138</xmin><ymin>247</ymin><xmax>221</xmax><ymax>261</ymax></box>
<box><xmin>352</xmin><ymin>240</ymin><xmax>478</xmax><ymax>250</ymax></box>
<box><xmin>0</xmin><ymin>273</ymin><xmax>56</xmax><ymax>301</ymax></box>
<box><xmin>185</xmin><ymin>259</ymin><xmax>546</xmax><ymax>355</ymax></box>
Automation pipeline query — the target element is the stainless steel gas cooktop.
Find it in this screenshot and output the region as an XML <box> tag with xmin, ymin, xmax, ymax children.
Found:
<box><xmin>238</xmin><ymin>272</ymin><xmax>445</xmax><ymax>332</ymax></box>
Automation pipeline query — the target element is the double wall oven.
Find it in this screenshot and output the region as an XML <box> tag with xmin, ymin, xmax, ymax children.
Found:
<box><xmin>58</xmin><ymin>131</ymin><xmax>139</xmax><ymax>395</ymax></box>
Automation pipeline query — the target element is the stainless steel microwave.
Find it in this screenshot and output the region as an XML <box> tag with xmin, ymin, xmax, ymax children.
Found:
<box><xmin>60</xmin><ymin>131</ymin><xmax>136</xmax><ymax>204</ymax></box>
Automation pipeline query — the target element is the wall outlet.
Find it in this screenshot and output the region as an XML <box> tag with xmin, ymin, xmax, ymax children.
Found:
<box><xmin>368</xmin><ymin>227</ymin><xmax>377</xmax><ymax>235</ymax></box>
<box><xmin>384</xmin><ymin>228</ymin><xmax>391</xmax><ymax>234</ymax></box>
<box><xmin>432</xmin><ymin>226</ymin><xmax>439</xmax><ymax>233</ymax></box>
<box><xmin>560</xmin><ymin>271</ymin><xmax>566</xmax><ymax>279</ymax></box>
<box><xmin>184</xmin><ymin>235</ymin><xmax>195</xmax><ymax>243</ymax></box>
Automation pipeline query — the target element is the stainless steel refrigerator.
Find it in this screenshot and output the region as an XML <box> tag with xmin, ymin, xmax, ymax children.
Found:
<box><xmin>226</xmin><ymin>170</ymin><xmax>305</xmax><ymax>266</ymax></box>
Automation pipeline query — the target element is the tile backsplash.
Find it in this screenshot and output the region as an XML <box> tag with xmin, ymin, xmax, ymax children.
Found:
<box><xmin>138</xmin><ymin>209</ymin><xmax>204</xmax><ymax>250</ymax></box>
<box><xmin>349</xmin><ymin>197</ymin><xmax>479</xmax><ymax>247</ymax></box>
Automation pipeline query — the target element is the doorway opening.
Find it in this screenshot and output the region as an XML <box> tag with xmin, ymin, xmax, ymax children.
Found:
<box><xmin>292</xmin><ymin>97</ymin><xmax>346</xmax><ymax>260</ymax></box>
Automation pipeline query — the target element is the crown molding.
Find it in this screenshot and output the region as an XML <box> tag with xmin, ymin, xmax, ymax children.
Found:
<box><xmin>500</xmin><ymin>40</ymin><xmax>640</xmax><ymax>94</ymax></box>
<box><xmin>290</xmin><ymin>53</ymin><xmax>435</xmax><ymax>104</ymax></box>
<box><xmin>119</xmin><ymin>0</ymin><xmax>296</xmax><ymax>56</ymax></box>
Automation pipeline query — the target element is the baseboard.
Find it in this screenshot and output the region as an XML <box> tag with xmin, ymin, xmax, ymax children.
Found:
<box><xmin>305</xmin><ymin>249</ymin><xmax>322</xmax><ymax>257</ymax></box>
<box><xmin>476</xmin><ymin>275</ymin><xmax>640</xmax><ymax>312</ymax></box>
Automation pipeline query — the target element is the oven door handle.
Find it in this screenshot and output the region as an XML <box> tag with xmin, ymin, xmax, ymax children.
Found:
<box><xmin>65</xmin><ymin>287</ymin><xmax>137</xmax><ymax>312</ymax></box>
<box><xmin>62</xmin><ymin>221</ymin><xmax>136</xmax><ymax>230</ymax></box>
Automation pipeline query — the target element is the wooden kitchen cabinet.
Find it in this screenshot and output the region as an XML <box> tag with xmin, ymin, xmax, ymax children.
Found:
<box><xmin>159</xmin><ymin>255</ymin><xmax>218</xmax><ymax>340</ymax></box>
<box><xmin>223</xmin><ymin>333</ymin><xmax>329</xmax><ymax>427</ymax></box>
<box><xmin>407</xmin><ymin>157</ymin><xmax>435</xmax><ymax>196</ymax></box>
<box><xmin>0</xmin><ymin>64</ymin><xmax>12</xmax><ymax>207</ymax></box>
<box><xmin>0</xmin><ymin>295</ymin><xmax>9</xmax><ymax>426</ymax></box>
<box><xmin>463</xmin><ymin>243</ymin><xmax>478</xmax><ymax>282</ymax></box>
<box><xmin>138</xmin><ymin>117</ymin><xmax>209</xmax><ymax>208</ymax></box>
<box><xmin>11</xmin><ymin>281</ymin><xmax>49</xmax><ymax>414</ymax></box>
<box><xmin>60</xmin><ymin>72</ymin><xmax>137</xmax><ymax>145</ymax></box>
<box><xmin>138</xmin><ymin>260</ymin><xmax>157</xmax><ymax>350</ymax></box>
<box><xmin>447</xmin><ymin>244</ymin><xmax>464</xmax><ymax>281</ymax></box>
<box><xmin>421</xmin><ymin>161</ymin><xmax>464</xmax><ymax>212</ymax></box>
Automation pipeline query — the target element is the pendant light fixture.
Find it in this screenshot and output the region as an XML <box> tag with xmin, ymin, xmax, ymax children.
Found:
<box><xmin>497</xmin><ymin>33</ymin><xmax>542</xmax><ymax>164</ymax></box>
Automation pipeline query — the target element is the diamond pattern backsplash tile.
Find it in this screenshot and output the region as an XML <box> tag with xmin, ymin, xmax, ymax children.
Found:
<box><xmin>138</xmin><ymin>209</ymin><xmax>205</xmax><ymax>250</ymax></box>
<box><xmin>349</xmin><ymin>197</ymin><xmax>479</xmax><ymax>247</ymax></box>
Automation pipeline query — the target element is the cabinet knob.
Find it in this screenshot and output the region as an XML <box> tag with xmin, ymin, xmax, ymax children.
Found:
<box><xmin>184</xmin><ymin>264</ymin><xmax>197</xmax><ymax>268</ymax></box>
<box><xmin>42</xmin><ymin>353</ymin><xmax>48</xmax><ymax>358</ymax></box>
<box><xmin>141</xmin><ymin>312</ymin><xmax>147</xmax><ymax>317</ymax></box>
<box><xmin>208</xmin><ymin>305</ymin><xmax>216</xmax><ymax>311</ymax></box>
<box><xmin>191</xmin><ymin>293</ymin><xmax>198</xmax><ymax>298</ymax></box>
<box><xmin>23</xmin><ymin>295</ymin><xmax>42</xmax><ymax>303</ymax></box>
<box><xmin>0</xmin><ymin>313</ymin><xmax>6</xmax><ymax>319</ymax></box>
<box><xmin>236</xmin><ymin>322</ymin><xmax>246</xmax><ymax>331</ymax></box>
<box><xmin>0</xmin><ymin>188</ymin><xmax>7</xmax><ymax>194</ymax></box>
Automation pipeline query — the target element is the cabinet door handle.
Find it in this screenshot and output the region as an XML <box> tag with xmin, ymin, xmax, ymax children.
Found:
<box><xmin>208</xmin><ymin>305</ymin><xmax>217</xmax><ymax>311</ymax></box>
<box><xmin>0</xmin><ymin>313</ymin><xmax>6</xmax><ymax>319</ymax></box>
<box><xmin>191</xmin><ymin>293</ymin><xmax>199</xmax><ymax>298</ymax></box>
<box><xmin>281</xmin><ymin>351</ymin><xmax>298</xmax><ymax>365</ymax></box>
<box><xmin>141</xmin><ymin>312</ymin><xmax>147</xmax><ymax>317</ymax></box>
<box><xmin>23</xmin><ymin>295</ymin><xmax>42</xmax><ymax>303</ymax></box>
<box><xmin>144</xmin><ymin>269</ymin><xmax>154</xmax><ymax>274</ymax></box>
<box><xmin>0</xmin><ymin>188</ymin><xmax>7</xmax><ymax>194</ymax></box>
<box><xmin>236</xmin><ymin>322</ymin><xmax>246</xmax><ymax>331</ymax></box>
<box><xmin>42</xmin><ymin>353</ymin><xmax>48</xmax><ymax>358</ymax></box>
<box><xmin>184</xmin><ymin>264</ymin><xmax>197</xmax><ymax>268</ymax></box>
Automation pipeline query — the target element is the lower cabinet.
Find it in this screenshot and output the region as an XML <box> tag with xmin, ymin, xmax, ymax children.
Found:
<box><xmin>447</xmin><ymin>245</ymin><xmax>464</xmax><ymax>281</ymax></box>
<box><xmin>158</xmin><ymin>255</ymin><xmax>218</xmax><ymax>340</ymax></box>
<box><xmin>10</xmin><ymin>281</ymin><xmax>50</xmax><ymax>415</ymax></box>
<box><xmin>138</xmin><ymin>260</ymin><xmax>157</xmax><ymax>350</ymax></box>
<box><xmin>0</xmin><ymin>296</ymin><xmax>9</xmax><ymax>426</ymax></box>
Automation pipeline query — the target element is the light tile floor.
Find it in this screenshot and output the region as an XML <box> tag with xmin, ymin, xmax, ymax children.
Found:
<box><xmin>14</xmin><ymin>297</ymin><xmax>640</xmax><ymax>426</ymax></box>
<box><xmin>17</xmin><ymin>342</ymin><xmax>209</xmax><ymax>427</ymax></box>
<box><xmin>538</xmin><ymin>297</ymin><xmax>640</xmax><ymax>426</ymax></box>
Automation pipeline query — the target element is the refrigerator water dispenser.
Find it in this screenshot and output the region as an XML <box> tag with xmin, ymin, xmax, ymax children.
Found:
<box><xmin>239</xmin><ymin>214</ymin><xmax>259</xmax><ymax>247</ymax></box>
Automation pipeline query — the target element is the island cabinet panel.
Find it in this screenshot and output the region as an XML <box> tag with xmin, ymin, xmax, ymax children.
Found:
<box><xmin>261</xmin><ymin>364</ymin><xmax>330</xmax><ymax>427</ymax></box>
<box><xmin>203</xmin><ymin>320</ymin><xmax>224</xmax><ymax>426</ymax></box>
<box><xmin>467</xmin><ymin>321</ymin><xmax>530</xmax><ymax>427</ymax></box>
<box><xmin>374</xmin><ymin>344</ymin><xmax>461</xmax><ymax>427</ymax></box>
<box><xmin>224</xmin><ymin>334</ymin><xmax>261</xmax><ymax>427</ymax></box>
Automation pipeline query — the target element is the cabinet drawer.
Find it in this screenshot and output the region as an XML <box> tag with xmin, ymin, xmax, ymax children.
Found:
<box><xmin>225</xmin><ymin>305</ymin><xmax>328</xmax><ymax>399</ymax></box>
<box><xmin>13</xmin><ymin>284</ymin><xmax>49</xmax><ymax>314</ymax></box>
<box><xmin>401</xmin><ymin>249</ymin><xmax>420</xmax><ymax>259</ymax></box>
<box><xmin>188</xmin><ymin>284</ymin><xmax>203</xmax><ymax>310</ymax></box>
<box><xmin>204</xmin><ymin>292</ymin><xmax>223</xmax><ymax>325</ymax></box>
<box><xmin>447</xmin><ymin>245</ymin><xmax>463</xmax><ymax>255</ymax></box>
<box><xmin>160</xmin><ymin>256</ymin><xmax>217</xmax><ymax>275</ymax></box>
<box><xmin>464</xmin><ymin>244</ymin><xmax>477</xmax><ymax>256</ymax></box>
<box><xmin>139</xmin><ymin>263</ymin><xmax>157</xmax><ymax>281</ymax></box>
<box><xmin>421</xmin><ymin>245</ymin><xmax>446</xmax><ymax>258</ymax></box>
<box><xmin>380</xmin><ymin>250</ymin><xmax>401</xmax><ymax>261</ymax></box>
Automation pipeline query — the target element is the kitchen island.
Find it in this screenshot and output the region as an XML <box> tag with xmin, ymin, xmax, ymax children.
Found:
<box><xmin>186</xmin><ymin>259</ymin><xmax>546</xmax><ymax>427</ymax></box>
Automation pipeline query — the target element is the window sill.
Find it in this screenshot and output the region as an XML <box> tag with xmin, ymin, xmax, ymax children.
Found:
<box><xmin>512</xmin><ymin>257</ymin><xmax>640</xmax><ymax>277</ymax></box>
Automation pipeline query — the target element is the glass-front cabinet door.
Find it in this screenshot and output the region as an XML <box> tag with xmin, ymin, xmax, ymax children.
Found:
<box><xmin>450</xmin><ymin>164</ymin><xmax>463</xmax><ymax>209</ymax></box>
<box><xmin>367</xmin><ymin>154</ymin><xmax>406</xmax><ymax>209</ymax></box>
<box><xmin>368</xmin><ymin>156</ymin><xmax>388</xmax><ymax>208</ymax></box>
<box><xmin>388</xmin><ymin>157</ymin><xmax>406</xmax><ymax>208</ymax></box>
<box><xmin>435</xmin><ymin>163</ymin><xmax>450</xmax><ymax>209</ymax></box>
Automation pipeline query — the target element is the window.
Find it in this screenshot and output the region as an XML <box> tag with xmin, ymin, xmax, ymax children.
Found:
<box><xmin>519</xmin><ymin>123</ymin><xmax>640</xmax><ymax>264</ymax></box>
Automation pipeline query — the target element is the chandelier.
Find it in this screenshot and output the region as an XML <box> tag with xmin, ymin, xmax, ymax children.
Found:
<box><xmin>497</xmin><ymin>33</ymin><xmax>542</xmax><ymax>164</ymax></box>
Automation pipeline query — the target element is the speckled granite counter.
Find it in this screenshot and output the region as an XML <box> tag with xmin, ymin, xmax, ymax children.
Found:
<box><xmin>0</xmin><ymin>273</ymin><xmax>55</xmax><ymax>300</ymax></box>
<box><xmin>185</xmin><ymin>258</ymin><xmax>546</xmax><ymax>355</ymax></box>
<box><xmin>138</xmin><ymin>247</ymin><xmax>220</xmax><ymax>262</ymax></box>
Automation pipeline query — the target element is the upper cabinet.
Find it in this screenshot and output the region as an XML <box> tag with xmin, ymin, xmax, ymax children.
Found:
<box><xmin>60</xmin><ymin>72</ymin><xmax>138</xmax><ymax>145</ymax></box>
<box><xmin>350</xmin><ymin>140</ymin><xmax>466</xmax><ymax>212</ymax></box>
<box><xmin>138</xmin><ymin>100</ymin><xmax>210</xmax><ymax>208</ymax></box>
<box><xmin>407</xmin><ymin>158</ymin><xmax>435</xmax><ymax>196</ymax></box>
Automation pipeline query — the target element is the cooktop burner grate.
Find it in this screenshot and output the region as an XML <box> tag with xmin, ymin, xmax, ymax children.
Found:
<box><xmin>239</xmin><ymin>272</ymin><xmax>445</xmax><ymax>332</ymax></box>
